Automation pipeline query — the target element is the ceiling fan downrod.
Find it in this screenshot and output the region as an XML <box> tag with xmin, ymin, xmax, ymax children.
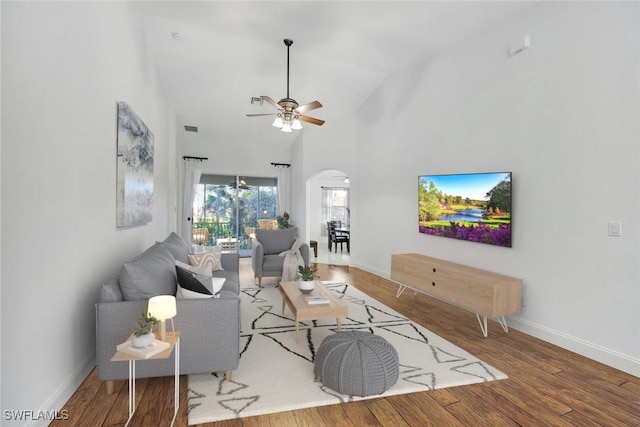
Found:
<box><xmin>284</xmin><ymin>38</ymin><xmax>293</xmax><ymax>99</ymax></box>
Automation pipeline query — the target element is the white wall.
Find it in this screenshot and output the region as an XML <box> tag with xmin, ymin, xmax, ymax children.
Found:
<box><xmin>181</xmin><ymin>137</ymin><xmax>292</xmax><ymax>178</ymax></box>
<box><xmin>353</xmin><ymin>2</ymin><xmax>640</xmax><ymax>375</ymax></box>
<box><xmin>300</xmin><ymin>119</ymin><xmax>357</xmax><ymax>244</ymax></box>
<box><xmin>1</xmin><ymin>3</ymin><xmax>175</xmax><ymax>424</ymax></box>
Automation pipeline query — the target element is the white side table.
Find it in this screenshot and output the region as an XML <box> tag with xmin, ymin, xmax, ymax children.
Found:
<box><xmin>111</xmin><ymin>332</ymin><xmax>180</xmax><ymax>426</ymax></box>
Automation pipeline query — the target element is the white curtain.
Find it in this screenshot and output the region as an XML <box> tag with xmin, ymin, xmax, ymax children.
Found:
<box><xmin>321</xmin><ymin>187</ymin><xmax>331</xmax><ymax>237</ymax></box>
<box><xmin>276</xmin><ymin>166</ymin><xmax>291</xmax><ymax>215</ymax></box>
<box><xmin>181</xmin><ymin>162</ymin><xmax>202</xmax><ymax>245</ymax></box>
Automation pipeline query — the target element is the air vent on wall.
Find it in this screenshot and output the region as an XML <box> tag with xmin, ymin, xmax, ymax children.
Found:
<box><xmin>184</xmin><ymin>125</ymin><xmax>198</xmax><ymax>132</ymax></box>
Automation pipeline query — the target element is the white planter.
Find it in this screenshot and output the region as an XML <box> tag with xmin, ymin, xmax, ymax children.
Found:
<box><xmin>132</xmin><ymin>332</ymin><xmax>155</xmax><ymax>348</ymax></box>
<box><xmin>298</xmin><ymin>280</ymin><xmax>316</xmax><ymax>294</ymax></box>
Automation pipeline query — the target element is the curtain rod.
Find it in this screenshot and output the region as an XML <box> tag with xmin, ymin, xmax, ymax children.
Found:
<box><xmin>271</xmin><ymin>162</ymin><xmax>291</xmax><ymax>168</ymax></box>
<box><xmin>183</xmin><ymin>156</ymin><xmax>208</xmax><ymax>161</ymax></box>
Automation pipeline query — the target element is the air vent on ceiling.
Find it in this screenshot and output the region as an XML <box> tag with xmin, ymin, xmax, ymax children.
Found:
<box><xmin>184</xmin><ymin>125</ymin><xmax>198</xmax><ymax>132</ymax></box>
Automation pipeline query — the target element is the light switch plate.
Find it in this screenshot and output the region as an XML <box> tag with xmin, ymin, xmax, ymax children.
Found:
<box><xmin>608</xmin><ymin>222</ymin><xmax>622</xmax><ymax>237</ymax></box>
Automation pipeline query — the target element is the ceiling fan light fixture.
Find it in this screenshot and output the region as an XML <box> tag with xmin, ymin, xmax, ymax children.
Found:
<box><xmin>291</xmin><ymin>117</ymin><xmax>303</xmax><ymax>130</ymax></box>
<box><xmin>272</xmin><ymin>115</ymin><xmax>284</xmax><ymax>128</ymax></box>
<box><xmin>245</xmin><ymin>38</ymin><xmax>324</xmax><ymax>131</ymax></box>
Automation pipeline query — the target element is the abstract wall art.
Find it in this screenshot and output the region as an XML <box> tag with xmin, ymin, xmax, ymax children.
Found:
<box><xmin>116</xmin><ymin>101</ymin><xmax>154</xmax><ymax>227</ymax></box>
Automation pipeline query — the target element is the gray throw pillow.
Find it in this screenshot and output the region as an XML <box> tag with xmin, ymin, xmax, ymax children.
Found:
<box><xmin>120</xmin><ymin>245</ymin><xmax>177</xmax><ymax>301</ymax></box>
<box><xmin>157</xmin><ymin>232</ymin><xmax>190</xmax><ymax>264</ymax></box>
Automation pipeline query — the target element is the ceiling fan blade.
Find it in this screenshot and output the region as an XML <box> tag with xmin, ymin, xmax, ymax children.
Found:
<box><xmin>298</xmin><ymin>115</ymin><xmax>325</xmax><ymax>126</ymax></box>
<box><xmin>296</xmin><ymin>100</ymin><xmax>322</xmax><ymax>114</ymax></box>
<box><xmin>246</xmin><ymin>113</ymin><xmax>276</xmax><ymax>117</ymax></box>
<box><xmin>261</xmin><ymin>96</ymin><xmax>283</xmax><ymax>111</ymax></box>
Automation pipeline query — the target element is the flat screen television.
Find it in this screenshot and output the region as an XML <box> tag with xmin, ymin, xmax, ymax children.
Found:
<box><xmin>418</xmin><ymin>172</ymin><xmax>512</xmax><ymax>247</ymax></box>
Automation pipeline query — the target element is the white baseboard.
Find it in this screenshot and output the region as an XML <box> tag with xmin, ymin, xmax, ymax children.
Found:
<box><xmin>507</xmin><ymin>316</ymin><xmax>640</xmax><ymax>377</ymax></box>
<box><xmin>352</xmin><ymin>261</ymin><xmax>640</xmax><ymax>378</ymax></box>
<box><xmin>350</xmin><ymin>261</ymin><xmax>386</xmax><ymax>279</ymax></box>
<box><xmin>26</xmin><ymin>355</ymin><xmax>95</xmax><ymax>427</ymax></box>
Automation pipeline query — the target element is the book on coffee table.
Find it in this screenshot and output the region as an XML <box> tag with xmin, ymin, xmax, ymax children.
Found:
<box><xmin>305</xmin><ymin>296</ymin><xmax>329</xmax><ymax>305</ymax></box>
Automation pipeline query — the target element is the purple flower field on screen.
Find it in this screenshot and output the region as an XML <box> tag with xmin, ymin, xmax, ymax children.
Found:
<box><xmin>419</xmin><ymin>222</ymin><xmax>511</xmax><ymax>247</ymax></box>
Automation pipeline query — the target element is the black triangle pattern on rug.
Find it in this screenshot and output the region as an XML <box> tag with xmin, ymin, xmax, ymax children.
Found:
<box><xmin>318</xmin><ymin>384</ymin><xmax>350</xmax><ymax>403</ymax></box>
<box><xmin>260</xmin><ymin>329</ymin><xmax>316</xmax><ymax>363</ymax></box>
<box><xmin>429</xmin><ymin>345</ymin><xmax>467</xmax><ymax>363</ymax></box>
<box><xmin>240</xmin><ymin>288</ymin><xmax>261</xmax><ymax>298</ymax></box>
<box><xmin>378</xmin><ymin>322</ymin><xmax>430</xmax><ymax>344</ymax></box>
<box><xmin>239</xmin><ymin>334</ymin><xmax>253</xmax><ymax>358</ymax></box>
<box><xmin>218</xmin><ymin>396</ymin><xmax>261</xmax><ymax>416</ymax></box>
<box><xmin>398</xmin><ymin>363</ymin><xmax>423</xmax><ymax>375</ymax></box>
<box><xmin>325</xmin><ymin>282</ymin><xmax>349</xmax><ymax>295</ymax></box>
<box><xmin>217</xmin><ymin>378</ymin><xmax>249</xmax><ymax>396</ymax></box>
<box><xmin>241</xmin><ymin>287</ymin><xmax>268</xmax><ymax>302</ymax></box>
<box><xmin>251</xmin><ymin>305</ymin><xmax>297</xmax><ymax>331</ymax></box>
<box><xmin>451</xmin><ymin>361</ymin><xmax>500</xmax><ymax>381</ymax></box>
<box><xmin>331</xmin><ymin>325</ymin><xmax>374</xmax><ymax>334</ymax></box>
<box><xmin>340</xmin><ymin>294</ymin><xmax>366</xmax><ymax>305</ymax></box>
<box><xmin>365</xmin><ymin>304</ymin><xmax>408</xmax><ymax>323</ymax></box>
<box><xmin>403</xmin><ymin>372</ymin><xmax>436</xmax><ymax>390</ymax></box>
<box><xmin>313</xmin><ymin>316</ymin><xmax>365</xmax><ymax>329</ymax></box>
<box><xmin>186</xmin><ymin>388</ymin><xmax>206</xmax><ymax>414</ymax></box>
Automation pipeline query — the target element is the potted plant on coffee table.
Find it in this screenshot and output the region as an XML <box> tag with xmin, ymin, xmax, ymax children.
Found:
<box><xmin>297</xmin><ymin>265</ymin><xmax>318</xmax><ymax>294</ymax></box>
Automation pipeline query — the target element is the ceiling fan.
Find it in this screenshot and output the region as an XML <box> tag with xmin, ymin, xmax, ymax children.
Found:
<box><xmin>246</xmin><ymin>38</ymin><xmax>324</xmax><ymax>132</ymax></box>
<box><xmin>229</xmin><ymin>177</ymin><xmax>249</xmax><ymax>189</ymax></box>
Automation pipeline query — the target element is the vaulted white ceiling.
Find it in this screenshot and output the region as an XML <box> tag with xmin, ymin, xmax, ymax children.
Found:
<box><xmin>137</xmin><ymin>1</ymin><xmax>534</xmax><ymax>150</ymax></box>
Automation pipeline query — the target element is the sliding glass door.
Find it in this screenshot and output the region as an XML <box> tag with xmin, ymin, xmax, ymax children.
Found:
<box><xmin>192</xmin><ymin>175</ymin><xmax>277</xmax><ymax>253</ymax></box>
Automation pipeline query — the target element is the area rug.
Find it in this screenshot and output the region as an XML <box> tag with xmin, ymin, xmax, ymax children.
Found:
<box><xmin>187</xmin><ymin>281</ymin><xmax>507</xmax><ymax>425</ymax></box>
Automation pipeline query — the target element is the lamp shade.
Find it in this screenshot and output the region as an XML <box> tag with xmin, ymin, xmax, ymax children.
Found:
<box><xmin>272</xmin><ymin>115</ymin><xmax>284</xmax><ymax>128</ymax></box>
<box><xmin>147</xmin><ymin>295</ymin><xmax>177</xmax><ymax>320</ymax></box>
<box><xmin>291</xmin><ymin>118</ymin><xmax>303</xmax><ymax>130</ymax></box>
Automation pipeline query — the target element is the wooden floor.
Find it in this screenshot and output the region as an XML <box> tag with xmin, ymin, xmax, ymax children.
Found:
<box><xmin>53</xmin><ymin>262</ymin><xmax>640</xmax><ymax>427</ymax></box>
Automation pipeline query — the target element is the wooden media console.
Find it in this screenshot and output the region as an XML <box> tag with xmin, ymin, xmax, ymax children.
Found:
<box><xmin>390</xmin><ymin>253</ymin><xmax>522</xmax><ymax>337</ymax></box>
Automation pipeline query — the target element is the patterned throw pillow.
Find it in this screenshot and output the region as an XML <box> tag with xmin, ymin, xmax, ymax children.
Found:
<box><xmin>175</xmin><ymin>265</ymin><xmax>213</xmax><ymax>299</ymax></box>
<box><xmin>188</xmin><ymin>251</ymin><xmax>223</xmax><ymax>272</ymax></box>
<box><xmin>175</xmin><ymin>259</ymin><xmax>211</xmax><ymax>277</ymax></box>
<box><xmin>175</xmin><ymin>265</ymin><xmax>226</xmax><ymax>299</ymax></box>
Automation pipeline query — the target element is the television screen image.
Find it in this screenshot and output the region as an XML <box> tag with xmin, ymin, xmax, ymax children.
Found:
<box><xmin>418</xmin><ymin>172</ymin><xmax>512</xmax><ymax>248</ymax></box>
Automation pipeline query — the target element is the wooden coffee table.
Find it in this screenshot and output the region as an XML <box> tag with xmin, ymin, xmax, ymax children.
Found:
<box><xmin>279</xmin><ymin>281</ymin><xmax>348</xmax><ymax>342</ymax></box>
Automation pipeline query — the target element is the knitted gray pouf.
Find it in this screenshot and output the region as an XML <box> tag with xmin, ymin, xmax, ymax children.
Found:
<box><xmin>314</xmin><ymin>331</ymin><xmax>399</xmax><ymax>397</ymax></box>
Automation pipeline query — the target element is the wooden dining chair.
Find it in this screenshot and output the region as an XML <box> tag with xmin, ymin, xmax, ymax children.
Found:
<box><xmin>328</xmin><ymin>222</ymin><xmax>350</xmax><ymax>253</ymax></box>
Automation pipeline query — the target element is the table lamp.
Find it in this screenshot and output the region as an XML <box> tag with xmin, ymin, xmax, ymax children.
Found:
<box><xmin>147</xmin><ymin>295</ymin><xmax>177</xmax><ymax>341</ymax></box>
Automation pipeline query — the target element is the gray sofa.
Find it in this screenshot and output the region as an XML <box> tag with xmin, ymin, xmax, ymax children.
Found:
<box><xmin>96</xmin><ymin>232</ymin><xmax>240</xmax><ymax>393</ymax></box>
<box><xmin>251</xmin><ymin>228</ymin><xmax>310</xmax><ymax>285</ymax></box>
